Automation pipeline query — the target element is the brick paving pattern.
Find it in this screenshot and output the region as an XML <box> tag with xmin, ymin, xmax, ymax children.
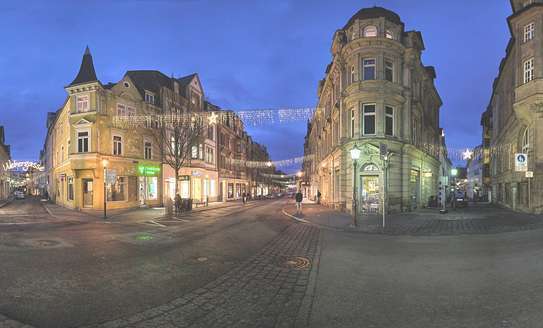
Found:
<box><xmin>85</xmin><ymin>223</ymin><xmax>320</xmax><ymax>328</ymax></box>
<box><xmin>287</xmin><ymin>204</ymin><xmax>543</xmax><ymax>236</ymax></box>
<box><xmin>0</xmin><ymin>314</ymin><xmax>34</xmax><ymax>328</ymax></box>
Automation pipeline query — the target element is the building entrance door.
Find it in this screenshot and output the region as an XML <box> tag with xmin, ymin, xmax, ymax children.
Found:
<box><xmin>82</xmin><ymin>179</ymin><xmax>93</xmax><ymax>208</ymax></box>
<box><xmin>360</xmin><ymin>175</ymin><xmax>380</xmax><ymax>214</ymax></box>
<box><xmin>410</xmin><ymin>169</ymin><xmax>420</xmax><ymax>209</ymax></box>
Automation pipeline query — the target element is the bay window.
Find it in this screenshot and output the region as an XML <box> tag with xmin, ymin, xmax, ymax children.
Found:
<box><xmin>362</xmin><ymin>104</ymin><xmax>376</xmax><ymax>135</ymax></box>
<box><xmin>385</xmin><ymin>106</ymin><xmax>394</xmax><ymax>136</ymax></box>
<box><xmin>363</xmin><ymin>59</ymin><xmax>376</xmax><ymax>80</ymax></box>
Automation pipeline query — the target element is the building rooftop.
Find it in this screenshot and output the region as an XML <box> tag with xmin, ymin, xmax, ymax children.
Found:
<box><xmin>343</xmin><ymin>6</ymin><xmax>403</xmax><ymax>30</ymax></box>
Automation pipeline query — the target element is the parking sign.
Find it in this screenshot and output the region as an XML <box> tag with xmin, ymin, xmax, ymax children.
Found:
<box><xmin>515</xmin><ymin>153</ymin><xmax>528</xmax><ymax>172</ymax></box>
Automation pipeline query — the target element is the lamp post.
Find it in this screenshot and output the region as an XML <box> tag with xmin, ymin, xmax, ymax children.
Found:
<box><xmin>102</xmin><ymin>159</ymin><xmax>109</xmax><ymax>219</ymax></box>
<box><xmin>350</xmin><ymin>145</ymin><xmax>361</xmax><ymax>227</ymax></box>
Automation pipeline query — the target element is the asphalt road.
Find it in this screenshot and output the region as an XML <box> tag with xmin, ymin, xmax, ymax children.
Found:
<box><xmin>3</xmin><ymin>200</ymin><xmax>543</xmax><ymax>328</ymax></box>
<box><xmin>0</xmin><ymin>199</ymin><xmax>293</xmax><ymax>328</ymax></box>
<box><xmin>0</xmin><ymin>197</ymin><xmax>48</xmax><ymax>217</ymax></box>
<box><xmin>310</xmin><ymin>228</ymin><xmax>543</xmax><ymax>328</ymax></box>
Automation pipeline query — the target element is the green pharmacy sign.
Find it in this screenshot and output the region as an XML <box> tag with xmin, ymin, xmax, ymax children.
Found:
<box><xmin>137</xmin><ymin>164</ymin><xmax>161</xmax><ymax>177</ymax></box>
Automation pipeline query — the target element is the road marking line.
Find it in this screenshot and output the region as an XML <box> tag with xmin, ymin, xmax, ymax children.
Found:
<box><xmin>144</xmin><ymin>220</ymin><xmax>167</xmax><ymax>228</ymax></box>
<box><xmin>282</xmin><ymin>209</ymin><xmax>310</xmax><ymax>224</ymax></box>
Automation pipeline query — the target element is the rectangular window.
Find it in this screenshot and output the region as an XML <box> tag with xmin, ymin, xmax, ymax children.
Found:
<box><xmin>385</xmin><ymin>106</ymin><xmax>394</xmax><ymax>136</ymax></box>
<box><xmin>107</xmin><ymin>176</ymin><xmax>127</xmax><ymax>201</ymax></box>
<box><xmin>192</xmin><ymin>145</ymin><xmax>198</xmax><ymax>159</ymax></box>
<box><xmin>144</xmin><ymin>141</ymin><xmax>152</xmax><ymax>160</ymax></box>
<box><xmin>116</xmin><ymin>104</ymin><xmax>126</xmax><ymax>116</ymax></box>
<box><xmin>363</xmin><ymin>59</ymin><xmax>376</xmax><ymax>80</ymax></box>
<box><xmin>77</xmin><ymin>95</ymin><xmax>89</xmax><ymax>113</ymax></box>
<box><xmin>362</xmin><ymin>104</ymin><xmax>376</xmax><ymax>135</ymax></box>
<box><xmin>144</xmin><ymin>92</ymin><xmax>155</xmax><ymax>105</ymax></box>
<box><xmin>524</xmin><ymin>22</ymin><xmax>535</xmax><ymax>42</ymax></box>
<box><xmin>385</xmin><ymin>59</ymin><xmax>394</xmax><ymax>82</ymax></box>
<box><xmin>351</xmin><ymin>108</ymin><xmax>355</xmax><ymax>138</ymax></box>
<box><xmin>208</xmin><ymin>126</ymin><xmax>214</xmax><ymax>140</ymax></box>
<box><xmin>199</xmin><ymin>144</ymin><xmax>204</xmax><ymax>160</ymax></box>
<box><xmin>77</xmin><ymin>131</ymin><xmax>89</xmax><ymax>153</ymax></box>
<box><xmin>113</xmin><ymin>136</ymin><xmax>122</xmax><ymax>156</ymax></box>
<box><xmin>524</xmin><ymin>58</ymin><xmax>534</xmax><ymax>83</ymax></box>
<box><xmin>67</xmin><ymin>177</ymin><xmax>74</xmax><ymax>201</ymax></box>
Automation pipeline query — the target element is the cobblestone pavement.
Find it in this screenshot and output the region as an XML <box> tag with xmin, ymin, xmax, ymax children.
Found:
<box><xmin>286</xmin><ymin>204</ymin><xmax>543</xmax><ymax>236</ymax></box>
<box><xmin>0</xmin><ymin>314</ymin><xmax>34</xmax><ymax>328</ymax></box>
<box><xmin>85</xmin><ymin>223</ymin><xmax>321</xmax><ymax>328</ymax></box>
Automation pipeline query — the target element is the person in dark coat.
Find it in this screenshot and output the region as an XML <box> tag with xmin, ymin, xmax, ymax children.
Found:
<box><xmin>295</xmin><ymin>190</ymin><xmax>303</xmax><ymax>214</ymax></box>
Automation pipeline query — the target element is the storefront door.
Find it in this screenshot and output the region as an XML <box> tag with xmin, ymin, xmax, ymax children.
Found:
<box><xmin>82</xmin><ymin>179</ymin><xmax>93</xmax><ymax>208</ymax></box>
<box><xmin>360</xmin><ymin>175</ymin><xmax>380</xmax><ymax>214</ymax></box>
<box><xmin>410</xmin><ymin>169</ymin><xmax>420</xmax><ymax>209</ymax></box>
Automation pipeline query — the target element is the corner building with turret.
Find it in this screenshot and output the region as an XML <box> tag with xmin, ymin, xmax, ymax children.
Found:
<box><xmin>303</xmin><ymin>7</ymin><xmax>444</xmax><ymax>214</ymax></box>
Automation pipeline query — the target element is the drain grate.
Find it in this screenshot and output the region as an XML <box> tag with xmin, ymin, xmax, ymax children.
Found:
<box><xmin>279</xmin><ymin>256</ymin><xmax>311</xmax><ymax>270</ymax></box>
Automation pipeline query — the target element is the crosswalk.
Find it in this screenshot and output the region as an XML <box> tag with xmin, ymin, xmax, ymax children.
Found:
<box><xmin>142</xmin><ymin>201</ymin><xmax>268</xmax><ymax>228</ymax></box>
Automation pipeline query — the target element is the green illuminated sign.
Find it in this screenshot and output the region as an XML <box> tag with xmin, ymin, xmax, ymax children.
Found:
<box><xmin>137</xmin><ymin>164</ymin><xmax>161</xmax><ymax>177</ymax></box>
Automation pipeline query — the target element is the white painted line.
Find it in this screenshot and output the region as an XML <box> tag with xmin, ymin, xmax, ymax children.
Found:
<box><xmin>144</xmin><ymin>220</ymin><xmax>167</xmax><ymax>228</ymax></box>
<box><xmin>282</xmin><ymin>209</ymin><xmax>310</xmax><ymax>224</ymax></box>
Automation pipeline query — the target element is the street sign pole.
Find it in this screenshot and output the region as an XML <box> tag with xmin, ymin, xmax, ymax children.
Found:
<box><xmin>103</xmin><ymin>166</ymin><xmax>107</xmax><ymax>220</ymax></box>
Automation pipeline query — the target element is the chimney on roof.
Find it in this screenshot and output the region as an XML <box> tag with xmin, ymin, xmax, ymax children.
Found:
<box><xmin>68</xmin><ymin>46</ymin><xmax>99</xmax><ymax>87</ymax></box>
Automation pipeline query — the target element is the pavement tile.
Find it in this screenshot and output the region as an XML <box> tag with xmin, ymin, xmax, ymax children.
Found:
<box><xmin>92</xmin><ymin>223</ymin><xmax>320</xmax><ymax>328</ymax></box>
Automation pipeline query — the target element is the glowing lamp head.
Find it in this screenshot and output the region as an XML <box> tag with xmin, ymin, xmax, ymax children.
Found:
<box><xmin>102</xmin><ymin>159</ymin><xmax>109</xmax><ymax>167</ymax></box>
<box><xmin>350</xmin><ymin>146</ymin><xmax>361</xmax><ymax>160</ymax></box>
<box><xmin>266</xmin><ymin>161</ymin><xmax>273</xmax><ymax>167</ymax></box>
<box><xmin>451</xmin><ymin>168</ymin><xmax>458</xmax><ymax>177</ymax></box>
<box><xmin>297</xmin><ymin>171</ymin><xmax>303</xmax><ymax>178</ymax></box>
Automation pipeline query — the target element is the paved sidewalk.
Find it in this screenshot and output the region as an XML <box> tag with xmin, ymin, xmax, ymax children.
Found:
<box><xmin>0</xmin><ymin>313</ymin><xmax>35</xmax><ymax>328</ymax></box>
<box><xmin>284</xmin><ymin>203</ymin><xmax>543</xmax><ymax>235</ymax></box>
<box><xmin>0</xmin><ymin>197</ymin><xmax>12</xmax><ymax>209</ymax></box>
<box><xmin>42</xmin><ymin>200</ymin><xmax>247</xmax><ymax>224</ymax></box>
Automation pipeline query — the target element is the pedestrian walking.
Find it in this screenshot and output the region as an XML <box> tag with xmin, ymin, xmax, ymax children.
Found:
<box><xmin>295</xmin><ymin>190</ymin><xmax>303</xmax><ymax>215</ymax></box>
<box><xmin>174</xmin><ymin>194</ymin><xmax>182</xmax><ymax>214</ymax></box>
<box><xmin>316</xmin><ymin>190</ymin><xmax>321</xmax><ymax>204</ymax></box>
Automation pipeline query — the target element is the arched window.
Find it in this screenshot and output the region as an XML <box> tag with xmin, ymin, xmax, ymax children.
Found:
<box><xmin>363</xmin><ymin>25</ymin><xmax>377</xmax><ymax>37</ymax></box>
<box><xmin>386</xmin><ymin>30</ymin><xmax>394</xmax><ymax>40</ymax></box>
<box><xmin>522</xmin><ymin>128</ymin><xmax>530</xmax><ymax>153</ymax></box>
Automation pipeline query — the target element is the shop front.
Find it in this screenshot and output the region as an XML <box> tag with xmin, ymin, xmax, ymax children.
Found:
<box><xmin>163</xmin><ymin>165</ymin><xmax>218</xmax><ymax>203</ymax></box>
<box><xmin>136</xmin><ymin>163</ymin><xmax>161</xmax><ymax>207</ymax></box>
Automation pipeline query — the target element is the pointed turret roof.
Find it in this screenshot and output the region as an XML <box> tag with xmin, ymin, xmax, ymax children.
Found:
<box><xmin>69</xmin><ymin>46</ymin><xmax>98</xmax><ymax>87</ymax></box>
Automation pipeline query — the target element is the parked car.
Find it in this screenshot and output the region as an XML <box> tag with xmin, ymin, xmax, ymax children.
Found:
<box><xmin>14</xmin><ymin>191</ymin><xmax>25</xmax><ymax>199</ymax></box>
<box><xmin>454</xmin><ymin>190</ymin><xmax>468</xmax><ymax>207</ymax></box>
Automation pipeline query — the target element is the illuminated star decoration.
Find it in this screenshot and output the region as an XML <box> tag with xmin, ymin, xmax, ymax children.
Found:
<box><xmin>208</xmin><ymin>112</ymin><xmax>219</xmax><ymax>125</ymax></box>
<box><xmin>462</xmin><ymin>148</ymin><xmax>473</xmax><ymax>160</ymax></box>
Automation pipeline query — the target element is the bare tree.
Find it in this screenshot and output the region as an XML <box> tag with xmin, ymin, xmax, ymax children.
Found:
<box><xmin>149</xmin><ymin>85</ymin><xmax>205</xmax><ymax>200</ymax></box>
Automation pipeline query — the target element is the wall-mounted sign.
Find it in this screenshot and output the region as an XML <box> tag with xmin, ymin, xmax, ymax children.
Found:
<box><xmin>526</xmin><ymin>171</ymin><xmax>534</xmax><ymax>178</ymax></box>
<box><xmin>136</xmin><ymin>164</ymin><xmax>161</xmax><ymax>177</ymax></box>
<box><xmin>179</xmin><ymin>175</ymin><xmax>190</xmax><ymax>181</ymax></box>
<box><xmin>515</xmin><ymin>153</ymin><xmax>528</xmax><ymax>172</ymax></box>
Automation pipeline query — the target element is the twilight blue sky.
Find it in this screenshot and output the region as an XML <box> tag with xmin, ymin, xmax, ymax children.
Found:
<box><xmin>0</xmin><ymin>0</ymin><xmax>511</xmax><ymax>171</ymax></box>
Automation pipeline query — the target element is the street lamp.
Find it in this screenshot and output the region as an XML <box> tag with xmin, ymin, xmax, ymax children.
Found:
<box><xmin>350</xmin><ymin>145</ymin><xmax>361</xmax><ymax>227</ymax></box>
<box><xmin>102</xmin><ymin>159</ymin><xmax>109</xmax><ymax>219</ymax></box>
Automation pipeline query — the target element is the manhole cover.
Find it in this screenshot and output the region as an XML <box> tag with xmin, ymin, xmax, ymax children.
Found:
<box><xmin>35</xmin><ymin>240</ymin><xmax>60</xmax><ymax>247</ymax></box>
<box><xmin>280</xmin><ymin>256</ymin><xmax>311</xmax><ymax>270</ymax></box>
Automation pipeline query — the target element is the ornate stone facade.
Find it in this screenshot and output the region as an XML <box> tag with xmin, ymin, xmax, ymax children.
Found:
<box><xmin>303</xmin><ymin>7</ymin><xmax>443</xmax><ymax>214</ymax></box>
<box><xmin>481</xmin><ymin>0</ymin><xmax>543</xmax><ymax>213</ymax></box>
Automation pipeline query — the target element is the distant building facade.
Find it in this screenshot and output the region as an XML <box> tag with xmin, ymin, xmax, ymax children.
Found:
<box><xmin>303</xmin><ymin>7</ymin><xmax>444</xmax><ymax>214</ymax></box>
<box><xmin>0</xmin><ymin>126</ymin><xmax>11</xmax><ymax>201</ymax></box>
<box><xmin>481</xmin><ymin>0</ymin><xmax>543</xmax><ymax>213</ymax></box>
<box><xmin>43</xmin><ymin>48</ymin><xmax>273</xmax><ymax>211</ymax></box>
<box><xmin>466</xmin><ymin>145</ymin><xmax>486</xmax><ymax>201</ymax></box>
